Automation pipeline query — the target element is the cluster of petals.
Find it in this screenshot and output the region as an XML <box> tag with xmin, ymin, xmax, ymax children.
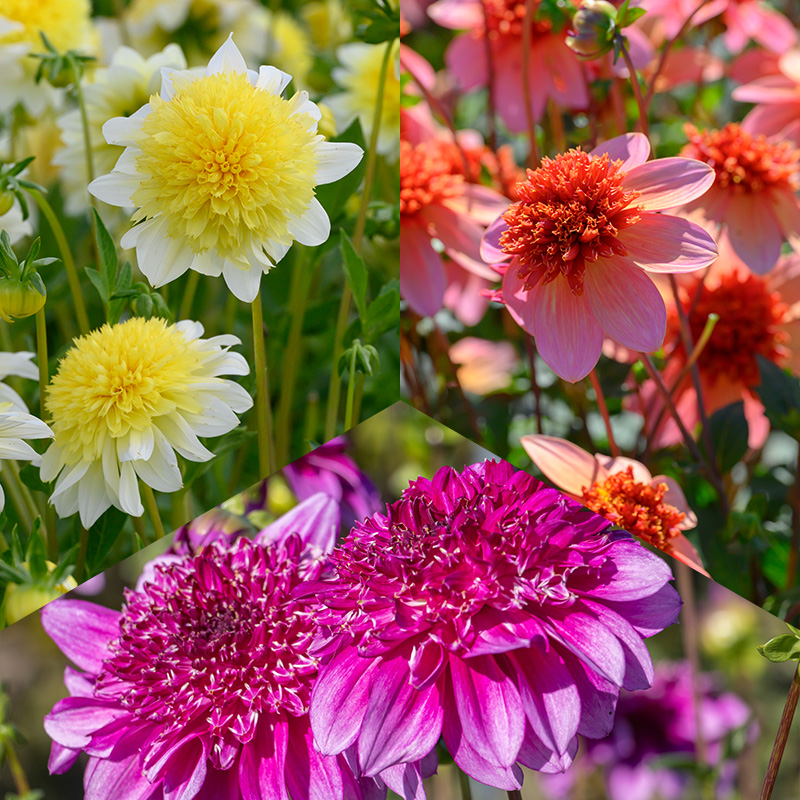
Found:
<box><xmin>481</xmin><ymin>132</ymin><xmax>718</xmax><ymax>382</ymax></box>
<box><xmin>307</xmin><ymin>460</ymin><xmax>682</xmax><ymax>797</ymax></box>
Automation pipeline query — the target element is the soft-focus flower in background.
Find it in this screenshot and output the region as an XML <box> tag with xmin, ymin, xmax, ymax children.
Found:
<box><xmin>0</xmin><ymin>199</ymin><xmax>32</xmax><ymax>245</ymax></box>
<box><xmin>41</xmin><ymin>494</ymin><xmax>383</xmax><ymax>800</ymax></box>
<box><xmin>260</xmin><ymin>9</ymin><xmax>314</xmax><ymax>90</ymax></box>
<box><xmin>481</xmin><ymin>132</ymin><xmax>718</xmax><ymax>382</ymax></box>
<box><xmin>0</xmin><ymin>350</ymin><xmax>39</xmax><ymax>410</ymax></box>
<box><xmin>89</xmin><ymin>37</ymin><xmax>363</xmax><ymax>303</ymax></box>
<box><xmin>310</xmin><ymin>460</ymin><xmax>681</xmax><ymax>794</ymax></box>
<box><xmin>679</xmin><ymin>122</ymin><xmax>800</xmax><ymax>274</ymax></box>
<box><xmin>40</xmin><ymin>317</ymin><xmax>252</xmax><ymax>527</ymax></box>
<box><xmin>54</xmin><ymin>43</ymin><xmax>187</xmax><ymax>217</ymax></box>
<box><xmin>521</xmin><ymin>434</ymin><xmax>707</xmax><ymax>575</ymax></box>
<box><xmin>449</xmin><ymin>336</ymin><xmax>518</xmax><ymax>394</ymax></box>
<box><xmin>325</xmin><ymin>39</ymin><xmax>401</xmax><ymax>160</ymax></box>
<box><xmin>540</xmin><ymin>661</ymin><xmax>754</xmax><ymax>800</ymax></box>
<box><xmin>302</xmin><ymin>0</ymin><xmax>353</xmax><ymax>53</ymax></box>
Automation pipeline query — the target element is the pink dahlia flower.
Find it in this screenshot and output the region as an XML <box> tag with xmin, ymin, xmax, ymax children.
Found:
<box><xmin>481</xmin><ymin>132</ymin><xmax>718</xmax><ymax>382</ymax></box>
<box><xmin>428</xmin><ymin>0</ymin><xmax>589</xmax><ymax>132</ymax></box>
<box><xmin>308</xmin><ymin>461</ymin><xmax>682</xmax><ymax>796</ymax></box>
<box><xmin>678</xmin><ymin>122</ymin><xmax>800</xmax><ymax>274</ymax></box>
<box><xmin>521</xmin><ymin>434</ymin><xmax>707</xmax><ymax>575</ymax></box>
<box><xmin>734</xmin><ymin>50</ymin><xmax>800</xmax><ymax>145</ymax></box>
<box><xmin>41</xmin><ymin>495</ymin><xmax>383</xmax><ymax>800</ymax></box>
<box><xmin>449</xmin><ymin>336</ymin><xmax>518</xmax><ymax>394</ymax></box>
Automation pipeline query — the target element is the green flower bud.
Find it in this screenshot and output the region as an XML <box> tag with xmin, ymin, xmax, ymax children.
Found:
<box><xmin>2</xmin><ymin>561</ymin><xmax>77</xmax><ymax>625</ymax></box>
<box><xmin>566</xmin><ymin>0</ymin><xmax>618</xmax><ymax>60</ymax></box>
<box><xmin>0</xmin><ymin>276</ymin><xmax>46</xmax><ymax>322</ymax></box>
<box><xmin>0</xmin><ymin>191</ymin><xmax>15</xmax><ymax>217</ymax></box>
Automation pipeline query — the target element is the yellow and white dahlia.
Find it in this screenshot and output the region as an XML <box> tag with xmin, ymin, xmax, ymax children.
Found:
<box><xmin>0</xmin><ymin>350</ymin><xmax>38</xmax><ymax>410</ymax></box>
<box><xmin>54</xmin><ymin>44</ymin><xmax>187</xmax><ymax>217</ymax></box>
<box><xmin>89</xmin><ymin>37</ymin><xmax>363</xmax><ymax>303</ymax></box>
<box><xmin>40</xmin><ymin>317</ymin><xmax>253</xmax><ymax>528</ymax></box>
<box><xmin>325</xmin><ymin>39</ymin><xmax>400</xmax><ymax>160</ymax></box>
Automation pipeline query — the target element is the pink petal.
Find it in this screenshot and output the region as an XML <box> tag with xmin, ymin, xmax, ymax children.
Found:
<box><xmin>584</xmin><ymin>257</ymin><xmax>666</xmax><ymax>353</ymax></box>
<box><xmin>732</xmin><ymin>75</ymin><xmax>799</xmax><ymax>104</ymax></box>
<box><xmin>587</xmin><ymin>540</ymin><xmax>676</xmax><ymax>601</ymax></box>
<box><xmin>161</xmin><ymin>737</ymin><xmax>208</xmax><ymax>800</ymax></box>
<box><xmin>255</xmin><ymin>493</ymin><xmax>339</xmax><ymax>553</ymax></box>
<box><xmin>83</xmin><ymin>725</ymin><xmax>159</xmax><ymax>800</ymax></box>
<box><xmin>743</xmin><ymin>390</ymin><xmax>770</xmax><ymax>450</ymax></box>
<box><xmin>766</xmin><ymin>187</ymin><xmax>800</xmax><ymax>252</ymax></box>
<box><xmin>623</xmin><ymin>158</ymin><xmax>715</xmax><ymax>210</ymax></box>
<box><xmin>669</xmin><ymin>534</ymin><xmax>710</xmax><ymax>578</ymax></box>
<box><xmin>238</xmin><ymin>719</ymin><xmax>289</xmax><ymax>800</ymax></box>
<box><xmin>442</xmin><ymin>263</ymin><xmax>492</xmax><ymax>326</ymax></box>
<box><xmin>520</xmin><ymin>434</ymin><xmax>607</xmax><ymax>496</ymax></box>
<box><xmin>724</xmin><ymin>194</ymin><xmax>783</xmax><ymax>274</ymax></box>
<box><xmin>445</xmin><ymin>183</ymin><xmax>510</xmax><ymax>227</ymax></box>
<box><xmin>653</xmin><ymin>475</ymin><xmax>698</xmax><ymax>528</ymax></box>
<box><xmin>378</xmin><ymin>762</ymin><xmax>427</xmax><ymax>800</ymax></box>
<box><xmin>598</xmin><ymin>456</ymin><xmax>652</xmax><ymax>484</ymax></box>
<box><xmin>494</xmin><ymin>43</ymin><xmax>533</xmax><ymax>132</ymax></box>
<box><xmin>444</xmin><ymin>32</ymin><xmax>488</xmax><ymax>92</ymax></box>
<box><xmin>750</xmin><ymin>5</ymin><xmax>797</xmax><ymax>53</ymax></box>
<box><xmin>740</xmin><ymin>103</ymin><xmax>800</xmax><ymax>140</ymax></box>
<box><xmin>481</xmin><ymin>214</ymin><xmax>510</xmax><ymax>264</ymax></box>
<box><xmin>536</xmin><ymin>35</ymin><xmax>589</xmax><ymax>112</ymax></box>
<box><xmin>428</xmin><ymin>0</ymin><xmax>484</xmax><ymax>30</ymax></box>
<box><xmin>620</xmin><ymin>214</ymin><xmax>718</xmax><ymax>273</ymax></box>
<box><xmin>501</xmin><ymin>265</ymin><xmax>534</xmax><ymax>335</ymax></box>
<box><xmin>589</xmin><ymin>133</ymin><xmax>650</xmax><ymax>171</ymax></box>
<box><xmin>44</xmin><ymin>697</ymin><xmax>126</xmax><ymax>749</ymax></box>
<box><xmin>562</xmin><ymin>656</ymin><xmax>618</xmax><ymax>739</ymax></box>
<box><xmin>399</xmin><ymin>221</ymin><xmax>446</xmax><ymax>317</ymax></box>
<box><xmin>285</xmin><ymin>717</ymin><xmax>345</xmax><ymax>800</ymax></box>
<box><xmin>532</xmin><ymin>279</ymin><xmax>604</xmax><ymax>382</ymax></box>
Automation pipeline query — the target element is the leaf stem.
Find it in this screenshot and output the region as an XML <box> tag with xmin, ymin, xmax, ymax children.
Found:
<box><xmin>251</xmin><ymin>289</ymin><xmax>275</xmax><ymax>478</ymax></box>
<box><xmin>1</xmin><ymin>734</ymin><xmax>31</xmax><ymax>795</ymax></box>
<box><xmin>74</xmin><ymin>525</ymin><xmax>89</xmax><ymax>582</ymax></box>
<box><xmin>619</xmin><ymin>38</ymin><xmax>650</xmax><ymax>139</ymax></box>
<box><xmin>141</xmin><ymin>482</ymin><xmax>166</xmax><ymax>540</ymax></box>
<box><xmin>758</xmin><ymin>661</ymin><xmax>800</xmax><ymax>800</ymax></box>
<box><xmin>589</xmin><ymin>368</ymin><xmax>620</xmax><ymax>457</ymax></box>
<box><xmin>178</xmin><ymin>270</ymin><xmax>200</xmax><ymax>321</ymax></box>
<box><xmin>521</xmin><ymin>0</ymin><xmax>540</xmax><ymax>166</ymax></box>
<box><xmin>344</xmin><ymin>345</ymin><xmax>358</xmax><ymax>430</ymax></box>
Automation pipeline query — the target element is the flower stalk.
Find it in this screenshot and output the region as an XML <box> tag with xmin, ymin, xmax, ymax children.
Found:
<box><xmin>251</xmin><ymin>289</ymin><xmax>274</xmax><ymax>478</ymax></box>
<box><xmin>759</xmin><ymin>661</ymin><xmax>800</xmax><ymax>800</ymax></box>
<box><xmin>141</xmin><ymin>483</ymin><xmax>166</xmax><ymax>541</ymax></box>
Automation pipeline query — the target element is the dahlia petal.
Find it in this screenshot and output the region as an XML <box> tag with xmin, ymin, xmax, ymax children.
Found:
<box><xmin>501</xmin><ymin>265</ymin><xmax>534</xmax><ymax>334</ymax></box>
<box><xmin>316</xmin><ymin>142</ymin><xmax>364</xmax><ymax>185</ymax></box>
<box><xmin>654</xmin><ymin>476</ymin><xmax>697</xmax><ymax>527</ymax></box>
<box><xmin>767</xmin><ymin>188</ymin><xmax>800</xmax><ymax>252</ymax></box>
<box><xmin>724</xmin><ymin>194</ymin><xmax>783</xmax><ymax>274</ymax></box>
<box><xmin>190</xmin><ymin>249</ymin><xmax>223</xmax><ymax>277</ymax></box>
<box><xmin>408</xmin><ymin>640</ymin><xmax>446</xmax><ymax>690</ymax></box>
<box><xmin>219</xmin><ymin>261</ymin><xmax>260</xmax><ymax>303</ymax></box>
<box><xmin>561</xmin><ymin>651</ymin><xmax>619</xmax><ymax>739</ymax></box>
<box><xmin>132</xmin><ymin>430</ymin><xmax>184</xmax><ymax>494</ymax></box>
<box><xmin>88</xmin><ymin>172</ymin><xmax>140</xmax><ymax>208</ymax></box>
<box><xmin>532</xmin><ymin>279</ymin><xmax>604</xmax><ymax>382</ymax></box>
<box><xmin>517</xmin><ymin>721</ymin><xmax>577</xmax><ymax>774</ymax></box>
<box><xmin>207</xmin><ymin>35</ymin><xmax>248</xmax><ymax>75</ymax></box>
<box><xmin>469</xmin><ymin>607</ymin><xmax>547</xmax><ymax>656</ymax></box>
<box><xmin>137</xmin><ymin>226</ymin><xmax>194</xmax><ymax>288</ymax></box>
<box><xmin>310</xmin><ymin>648</ymin><xmax>380</xmax><ymax>755</ymax></box>
<box><xmin>520</xmin><ymin>435</ymin><xmax>607</xmax><ymax>496</ymax></box>
<box><xmin>622</xmin><ymin>158</ymin><xmax>715</xmax><ymax>209</ymax></box>
<box><xmin>119</xmin><ymin>426</ymin><xmax>155</xmax><ymax>462</ymax></box>
<box><xmin>443</xmin><ymin>32</ymin><xmax>488</xmax><ymax>92</ymax></box>
<box><xmin>44</xmin><ymin>697</ymin><xmax>126</xmax><ymax>749</ymax></box>
<box><xmin>357</xmin><ymin>657</ymin><xmax>443</xmax><ymax>776</ymax></box>
<box><xmin>119</xmin><ymin>461</ymin><xmax>144</xmax><ymax>518</ymax></box>
<box><xmin>63</xmin><ymin>665</ymin><xmax>95</xmax><ymax>698</ymax></box>
<box><xmin>238</xmin><ymin>719</ymin><xmax>289</xmax><ymax>800</ymax></box>
<box><xmin>732</xmin><ymin>75</ymin><xmax>799</xmax><ymax>104</ymax></box>
<box><xmin>589</xmin><ymin>133</ymin><xmax>650</xmax><ymax>170</ymax></box>
<box><xmin>161</xmin><ymin>737</ymin><xmax>208</xmax><ymax>800</ymax></box>
<box><xmin>444</xmin><ymin>183</ymin><xmax>510</xmax><ymax>227</ymax></box>
<box><xmin>0</xmin><ymin>438</ymin><xmax>40</xmax><ymax>460</ymax></box>
<box><xmin>750</xmin><ymin>5</ymin><xmax>797</xmax><ymax>52</ymax></box>
<box><xmin>290</xmin><ymin>198</ymin><xmax>331</xmax><ymax>247</ymax></box>
<box><xmin>78</xmin><ymin>461</ymin><xmax>112</xmax><ymax>526</ymax></box>
<box><xmin>495</xmin><ymin>45</ymin><xmax>534</xmax><ymax>132</ymax></box>
<box><xmin>399</xmin><ymin>221</ymin><xmax>446</xmax><ymax>318</ymax></box>
<box><xmin>668</xmin><ymin>534</ymin><xmax>710</xmax><ymax>577</ymax></box>
<box><xmin>256</xmin><ymin>493</ymin><xmax>339</xmax><ymax>553</ymax></box>
<box><xmin>449</xmin><ymin>653</ymin><xmax>525</xmax><ymax>768</ymax></box>
<box><xmin>620</xmin><ymin>214</ymin><xmax>718</xmax><ymax>273</ymax></box>
<box><xmin>156</xmin><ymin>414</ymin><xmax>214</xmax><ymax>462</ymax></box>
<box><xmin>41</xmin><ymin>599</ymin><xmax>121</xmax><ymax>673</ymax></box>
<box><xmin>480</xmin><ymin>214</ymin><xmax>509</xmax><ymax>264</ymax></box>
<box><xmin>584</xmin><ymin>257</ymin><xmax>666</xmax><ymax>353</ymax></box>
<box><xmin>102</xmin><ymin>106</ymin><xmax>149</xmax><ymax>147</ymax></box>
<box><xmin>285</xmin><ymin>717</ymin><xmax>344</xmax><ymax>800</ymax></box>
<box><xmin>255</xmin><ymin>65</ymin><xmax>292</xmax><ymax>95</ymax></box>
<box><xmin>599</xmin><ymin>456</ymin><xmax>652</xmax><ymax>484</ymax></box>
<box><xmin>587</xmin><ymin>541</ymin><xmax>676</xmax><ymax>601</ymax></box>
<box><xmin>83</xmin><ymin>726</ymin><xmax>160</xmax><ymax>800</ymax></box>
<box><xmin>378</xmin><ymin>761</ymin><xmax>427</xmax><ymax>800</ymax></box>
<box><xmin>48</xmin><ymin>741</ymin><xmax>82</xmax><ymax>775</ymax></box>
<box><xmin>427</xmin><ymin>0</ymin><xmax>484</xmax><ymax>29</ymax></box>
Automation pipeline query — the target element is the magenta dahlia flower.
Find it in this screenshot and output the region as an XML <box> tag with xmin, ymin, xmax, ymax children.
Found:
<box><xmin>481</xmin><ymin>132</ymin><xmax>718</xmax><ymax>382</ymax></box>
<box><xmin>308</xmin><ymin>461</ymin><xmax>682</xmax><ymax>796</ymax></box>
<box><xmin>41</xmin><ymin>494</ymin><xmax>380</xmax><ymax>800</ymax></box>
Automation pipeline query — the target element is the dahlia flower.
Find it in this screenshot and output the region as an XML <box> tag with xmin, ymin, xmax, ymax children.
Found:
<box><xmin>0</xmin><ymin>350</ymin><xmax>38</xmax><ymax>410</ymax></box>
<box><xmin>734</xmin><ymin>49</ymin><xmax>800</xmax><ymax>145</ymax></box>
<box><xmin>89</xmin><ymin>37</ymin><xmax>363</xmax><ymax>303</ymax></box>
<box><xmin>449</xmin><ymin>337</ymin><xmax>518</xmax><ymax>394</ymax></box>
<box><xmin>54</xmin><ymin>44</ymin><xmax>188</xmax><ymax>217</ymax></box>
<box><xmin>428</xmin><ymin>0</ymin><xmax>588</xmax><ymax>132</ymax></box>
<box><xmin>0</xmin><ymin>199</ymin><xmax>32</xmax><ymax>246</ymax></box>
<box><xmin>541</xmin><ymin>662</ymin><xmax>754</xmax><ymax>800</ymax></box>
<box><xmin>639</xmin><ymin>241</ymin><xmax>800</xmax><ymax>450</ymax></box>
<box><xmin>309</xmin><ymin>461</ymin><xmax>682</xmax><ymax>795</ymax></box>
<box><xmin>678</xmin><ymin>122</ymin><xmax>800</xmax><ymax>274</ymax></box>
<box><xmin>521</xmin><ymin>434</ymin><xmax>707</xmax><ymax>575</ymax></box>
<box><xmin>42</xmin><ymin>494</ymin><xmax>384</xmax><ymax>800</ymax></box>
<box><xmin>40</xmin><ymin>317</ymin><xmax>252</xmax><ymax>528</ymax></box>
<box><xmin>481</xmin><ymin>132</ymin><xmax>718</xmax><ymax>382</ymax></box>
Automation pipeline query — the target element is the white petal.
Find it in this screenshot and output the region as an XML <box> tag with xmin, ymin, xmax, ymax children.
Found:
<box><xmin>183</xmin><ymin>395</ymin><xmax>240</xmax><ymax>436</ymax></box>
<box><xmin>133</xmin><ymin>430</ymin><xmax>183</xmax><ymax>493</ymax></box>
<box><xmin>288</xmin><ymin>198</ymin><xmax>330</xmax><ymax>246</ymax></box>
<box><xmin>175</xmin><ymin>319</ymin><xmax>205</xmax><ymax>340</ymax></box>
<box><xmin>156</xmin><ymin>415</ymin><xmax>214</xmax><ymax>462</ymax></box>
<box><xmin>78</xmin><ymin>462</ymin><xmax>112</xmax><ymax>528</ymax></box>
<box><xmin>222</xmin><ymin>261</ymin><xmax>263</xmax><ymax>303</ymax></box>
<box><xmin>102</xmin><ymin>106</ymin><xmax>149</xmax><ymax>146</ymax></box>
<box><xmin>0</xmin><ymin>414</ymin><xmax>53</xmax><ymax>438</ymax></box>
<box><xmin>102</xmin><ymin>437</ymin><xmax>120</xmax><ymax>504</ymax></box>
<box><xmin>190</xmin><ymin>250</ymin><xmax>223</xmax><ymax>276</ymax></box>
<box><xmin>88</xmin><ymin>172</ymin><xmax>141</xmax><ymax>208</ymax></box>
<box><xmin>120</xmin><ymin>217</ymin><xmax>158</xmax><ymax>250</ymax></box>
<box><xmin>0</xmin><ymin>481</ymin><xmax>5</xmax><ymax>512</ymax></box>
<box><xmin>119</xmin><ymin>461</ymin><xmax>144</xmax><ymax>517</ymax></box>
<box><xmin>315</xmin><ymin>142</ymin><xmax>364</xmax><ymax>185</ymax></box>
<box><xmin>0</xmin><ymin>351</ymin><xmax>37</xmax><ymax>381</ymax></box>
<box><xmin>207</xmin><ymin>35</ymin><xmax>248</xmax><ymax>75</ymax></box>
<box><xmin>50</xmin><ymin>459</ymin><xmax>91</xmax><ymax>501</ymax></box>
<box><xmin>118</xmin><ymin>426</ymin><xmax>155</xmax><ymax>462</ymax></box>
<box><xmin>39</xmin><ymin>443</ymin><xmax>64</xmax><ymax>482</ymax></box>
<box><xmin>0</xmin><ymin>384</ymin><xmax>27</xmax><ymax>412</ymax></box>
<box><xmin>264</xmin><ymin>239</ymin><xmax>290</xmax><ymax>264</ymax></box>
<box><xmin>256</xmin><ymin>65</ymin><xmax>292</xmax><ymax>95</ymax></box>
<box><xmin>137</xmin><ymin>224</ymin><xmax>193</xmax><ymax>288</ymax></box>
<box><xmin>0</xmin><ymin>439</ymin><xmax>40</xmax><ymax>460</ymax></box>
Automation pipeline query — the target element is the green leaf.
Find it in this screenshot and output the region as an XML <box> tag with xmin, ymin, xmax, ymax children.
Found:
<box><xmin>706</xmin><ymin>401</ymin><xmax>748</xmax><ymax>473</ymax></box>
<box><xmin>85</xmin><ymin>507</ymin><xmax>128</xmax><ymax>575</ymax></box>
<box><xmin>755</xmin><ymin>355</ymin><xmax>800</xmax><ymax>437</ymax></box>
<box><xmin>339</xmin><ymin>230</ymin><xmax>368</xmax><ymax>321</ymax></box>
<box><xmin>315</xmin><ymin>120</ymin><xmax>366</xmax><ymax>223</ymax></box>
<box><xmin>84</xmin><ymin>266</ymin><xmax>109</xmax><ymax>305</ymax></box>
<box><xmin>91</xmin><ymin>207</ymin><xmax>118</xmax><ymax>291</ymax></box>
<box><xmin>619</xmin><ymin>6</ymin><xmax>646</xmax><ymax>26</ymax></box>
<box><xmin>363</xmin><ymin>281</ymin><xmax>399</xmax><ymax>342</ymax></box>
<box><xmin>357</xmin><ymin>19</ymin><xmax>399</xmax><ymax>44</ymax></box>
<box><xmin>18</xmin><ymin>464</ymin><xmax>51</xmax><ymax>495</ymax></box>
<box><xmin>24</xmin><ymin>523</ymin><xmax>47</xmax><ymax>582</ymax></box>
<box><xmin>758</xmin><ymin>632</ymin><xmax>800</xmax><ymax>663</ymax></box>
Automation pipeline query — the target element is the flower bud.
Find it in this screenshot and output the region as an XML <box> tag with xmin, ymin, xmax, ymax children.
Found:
<box><xmin>0</xmin><ymin>276</ymin><xmax>46</xmax><ymax>322</ymax></box>
<box><xmin>0</xmin><ymin>191</ymin><xmax>15</xmax><ymax>217</ymax></box>
<box><xmin>566</xmin><ymin>0</ymin><xmax>618</xmax><ymax>60</ymax></box>
<box><xmin>2</xmin><ymin>562</ymin><xmax>77</xmax><ymax>625</ymax></box>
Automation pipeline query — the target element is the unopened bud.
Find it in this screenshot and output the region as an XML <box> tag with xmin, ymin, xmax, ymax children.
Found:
<box><xmin>0</xmin><ymin>276</ymin><xmax>46</xmax><ymax>322</ymax></box>
<box><xmin>566</xmin><ymin>0</ymin><xmax>617</xmax><ymax>60</ymax></box>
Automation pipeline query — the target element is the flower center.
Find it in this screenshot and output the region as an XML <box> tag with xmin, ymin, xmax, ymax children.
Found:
<box><xmin>46</xmin><ymin>317</ymin><xmax>204</xmax><ymax>463</ymax></box>
<box><xmin>400</xmin><ymin>138</ymin><xmax>464</xmax><ymax>218</ymax></box>
<box><xmin>132</xmin><ymin>71</ymin><xmax>320</xmax><ymax>257</ymax></box>
<box><xmin>481</xmin><ymin>0</ymin><xmax>555</xmax><ymax>41</ymax></box>
<box><xmin>500</xmin><ymin>149</ymin><xmax>642</xmax><ymax>295</ymax></box>
<box><xmin>581</xmin><ymin>468</ymin><xmax>685</xmax><ymax>551</ymax></box>
<box><xmin>681</xmin><ymin>123</ymin><xmax>800</xmax><ymax>194</ymax></box>
<box><xmin>98</xmin><ymin>538</ymin><xmax>320</xmax><ymax>765</ymax></box>
<box><xmin>0</xmin><ymin>0</ymin><xmax>91</xmax><ymax>53</ymax></box>
<box><xmin>670</xmin><ymin>271</ymin><xmax>789</xmax><ymax>386</ymax></box>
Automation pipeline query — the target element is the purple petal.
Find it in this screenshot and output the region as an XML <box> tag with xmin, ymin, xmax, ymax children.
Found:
<box><xmin>469</xmin><ymin>607</ymin><xmax>546</xmax><ymax>656</ymax></box>
<box><xmin>622</xmin><ymin>158</ymin><xmax>715</xmax><ymax>210</ymax></box>
<box><xmin>619</xmin><ymin>214</ymin><xmax>718</xmax><ymax>273</ymax></box>
<box><xmin>516</xmin><ymin>721</ymin><xmax>577</xmax><ymax>774</ymax></box>
<box><xmin>238</xmin><ymin>718</ymin><xmax>289</xmax><ymax>800</ymax></box>
<box><xmin>605</xmin><ymin>584</ymin><xmax>683</xmax><ymax>638</ymax></box>
<box><xmin>449</xmin><ymin>653</ymin><xmax>525</xmax><ymax>768</ymax></box>
<box><xmin>480</xmin><ymin>214</ymin><xmax>510</xmax><ymax>264</ymax></box>
<box><xmin>585</xmin><ymin>541</ymin><xmax>676</xmax><ymax>601</ymax></box>
<box><xmin>255</xmin><ymin>493</ymin><xmax>340</xmax><ymax>554</ymax></box>
<box><xmin>589</xmin><ymin>133</ymin><xmax>650</xmax><ymax>170</ymax></box>
<box><xmin>48</xmin><ymin>741</ymin><xmax>82</xmax><ymax>775</ymax></box>
<box><xmin>83</xmin><ymin>725</ymin><xmax>161</xmax><ymax>800</ymax></box>
<box><xmin>44</xmin><ymin>697</ymin><xmax>126</xmax><ymax>749</ymax></box>
<box><xmin>285</xmin><ymin>716</ymin><xmax>345</xmax><ymax>800</ymax></box>
<box><xmin>63</xmin><ymin>665</ymin><xmax>95</xmax><ymax>698</ymax></box>
<box><xmin>408</xmin><ymin>640</ymin><xmax>446</xmax><ymax>690</ymax></box>
<box><xmin>561</xmin><ymin>651</ymin><xmax>620</xmax><ymax>739</ymax></box>
<box><xmin>41</xmin><ymin>599</ymin><xmax>121</xmax><ymax>673</ymax></box>
<box><xmin>161</xmin><ymin>737</ymin><xmax>208</xmax><ymax>800</ymax></box>
<box><xmin>378</xmin><ymin>761</ymin><xmax>427</xmax><ymax>800</ymax></box>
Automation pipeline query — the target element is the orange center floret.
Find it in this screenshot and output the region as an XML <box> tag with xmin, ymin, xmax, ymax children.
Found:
<box><xmin>500</xmin><ymin>150</ymin><xmax>642</xmax><ymax>295</ymax></box>
<box><xmin>681</xmin><ymin>123</ymin><xmax>800</xmax><ymax>193</ymax></box>
<box><xmin>400</xmin><ymin>139</ymin><xmax>465</xmax><ymax>219</ymax></box>
<box><xmin>581</xmin><ymin>467</ymin><xmax>685</xmax><ymax>551</ymax></box>
<box><xmin>481</xmin><ymin>0</ymin><xmax>555</xmax><ymax>40</ymax></box>
<box><xmin>670</xmin><ymin>271</ymin><xmax>789</xmax><ymax>386</ymax></box>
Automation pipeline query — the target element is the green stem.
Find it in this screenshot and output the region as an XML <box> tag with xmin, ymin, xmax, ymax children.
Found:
<box><xmin>141</xmin><ymin>482</ymin><xmax>166</xmax><ymax>540</ymax></box>
<box><xmin>35</xmin><ymin>306</ymin><xmax>48</xmax><ymax>418</ymax></box>
<box><xmin>131</xmin><ymin>514</ymin><xmax>147</xmax><ymax>549</ymax></box>
<box><xmin>251</xmin><ymin>290</ymin><xmax>274</xmax><ymax>478</ymax></box>
<box><xmin>74</xmin><ymin>525</ymin><xmax>89</xmax><ymax>582</ymax></box>
<box><xmin>0</xmin><ymin>461</ymin><xmax>32</xmax><ymax>532</ymax></box>
<box><xmin>6</xmin><ymin>459</ymin><xmax>44</xmax><ymax>543</ymax></box>
<box><xmin>344</xmin><ymin>346</ymin><xmax>358</xmax><ymax>430</ymax></box>
<box><xmin>458</xmin><ymin>768</ymin><xmax>473</xmax><ymax>800</ymax></box>
<box><xmin>619</xmin><ymin>38</ymin><xmax>650</xmax><ymax>140</ymax></box>
<box><xmin>1</xmin><ymin>734</ymin><xmax>31</xmax><ymax>795</ymax></box>
<box><xmin>353</xmin><ymin>372</ymin><xmax>365</xmax><ymax>424</ymax></box>
<box><xmin>324</xmin><ymin>38</ymin><xmax>395</xmax><ymax>440</ymax></box>
<box><xmin>759</xmin><ymin>661</ymin><xmax>800</xmax><ymax>800</ymax></box>
<box><xmin>28</xmin><ymin>189</ymin><xmax>90</xmax><ymax>334</ymax></box>
<box><xmin>178</xmin><ymin>270</ymin><xmax>200</xmax><ymax>321</ymax></box>
<box><xmin>507</xmin><ymin>791</ymin><xmax>522</xmax><ymax>800</ymax></box>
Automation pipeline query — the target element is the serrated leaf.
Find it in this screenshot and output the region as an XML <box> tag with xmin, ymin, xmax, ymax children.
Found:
<box><xmin>340</xmin><ymin>230</ymin><xmax>368</xmax><ymax>321</ymax></box>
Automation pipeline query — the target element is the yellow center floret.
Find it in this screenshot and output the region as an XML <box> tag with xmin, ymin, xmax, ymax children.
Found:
<box><xmin>0</xmin><ymin>0</ymin><xmax>92</xmax><ymax>53</ymax></box>
<box><xmin>47</xmin><ymin>318</ymin><xmax>203</xmax><ymax>463</ymax></box>
<box><xmin>132</xmin><ymin>72</ymin><xmax>320</xmax><ymax>258</ymax></box>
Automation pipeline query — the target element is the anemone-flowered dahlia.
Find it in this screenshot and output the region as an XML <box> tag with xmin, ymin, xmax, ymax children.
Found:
<box><xmin>481</xmin><ymin>133</ymin><xmax>718</xmax><ymax>382</ymax></box>
<box><xmin>308</xmin><ymin>460</ymin><xmax>682</xmax><ymax>797</ymax></box>
<box><xmin>42</xmin><ymin>494</ymin><xmax>385</xmax><ymax>800</ymax></box>
<box><xmin>40</xmin><ymin>317</ymin><xmax>252</xmax><ymax>528</ymax></box>
<box><xmin>89</xmin><ymin>36</ymin><xmax>363</xmax><ymax>303</ymax></box>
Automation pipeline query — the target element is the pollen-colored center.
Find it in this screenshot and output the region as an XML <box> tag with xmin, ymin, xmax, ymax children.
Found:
<box><xmin>481</xmin><ymin>0</ymin><xmax>554</xmax><ymax>40</ymax></box>
<box><xmin>681</xmin><ymin>123</ymin><xmax>800</xmax><ymax>193</ymax></box>
<box><xmin>132</xmin><ymin>71</ymin><xmax>320</xmax><ymax>257</ymax></box>
<box><xmin>670</xmin><ymin>271</ymin><xmax>789</xmax><ymax>386</ymax></box>
<box><xmin>400</xmin><ymin>139</ymin><xmax>464</xmax><ymax>218</ymax></box>
<box><xmin>581</xmin><ymin>467</ymin><xmax>685</xmax><ymax>551</ymax></box>
<box><xmin>500</xmin><ymin>149</ymin><xmax>642</xmax><ymax>294</ymax></box>
<box><xmin>46</xmin><ymin>317</ymin><xmax>203</xmax><ymax>463</ymax></box>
